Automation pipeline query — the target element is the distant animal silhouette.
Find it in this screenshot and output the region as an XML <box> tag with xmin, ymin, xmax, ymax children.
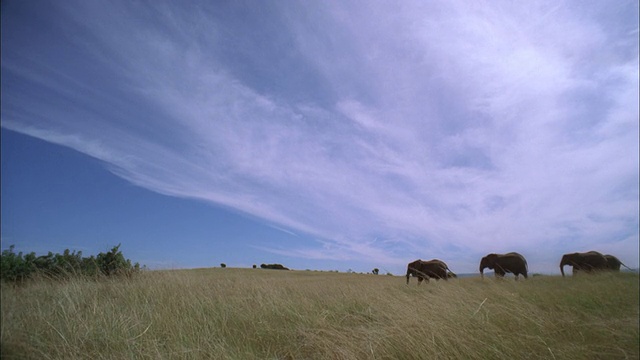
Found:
<box><xmin>479</xmin><ymin>252</ymin><xmax>528</xmax><ymax>280</ymax></box>
<box><xmin>406</xmin><ymin>259</ymin><xmax>456</xmax><ymax>284</ymax></box>
<box><xmin>560</xmin><ymin>251</ymin><xmax>607</xmax><ymax>276</ymax></box>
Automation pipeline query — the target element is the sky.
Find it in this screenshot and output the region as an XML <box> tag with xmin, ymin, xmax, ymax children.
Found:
<box><xmin>1</xmin><ymin>0</ymin><xmax>638</xmax><ymax>275</ymax></box>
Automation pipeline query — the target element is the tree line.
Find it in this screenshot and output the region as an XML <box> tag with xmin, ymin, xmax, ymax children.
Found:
<box><xmin>0</xmin><ymin>244</ymin><xmax>141</xmax><ymax>283</ymax></box>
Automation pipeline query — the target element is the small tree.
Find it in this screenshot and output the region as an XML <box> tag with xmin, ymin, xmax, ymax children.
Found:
<box><xmin>220</xmin><ymin>263</ymin><xmax>227</xmax><ymax>268</ymax></box>
<box><xmin>372</xmin><ymin>268</ymin><xmax>379</xmax><ymax>275</ymax></box>
<box><xmin>96</xmin><ymin>244</ymin><xmax>137</xmax><ymax>277</ymax></box>
<box><xmin>1</xmin><ymin>245</ymin><xmax>27</xmax><ymax>282</ymax></box>
<box><xmin>252</xmin><ymin>264</ymin><xmax>257</xmax><ymax>269</ymax></box>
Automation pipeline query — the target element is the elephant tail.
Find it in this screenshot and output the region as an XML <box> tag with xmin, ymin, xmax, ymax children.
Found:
<box><xmin>444</xmin><ymin>265</ymin><xmax>457</xmax><ymax>278</ymax></box>
<box><xmin>620</xmin><ymin>262</ymin><xmax>634</xmax><ymax>271</ymax></box>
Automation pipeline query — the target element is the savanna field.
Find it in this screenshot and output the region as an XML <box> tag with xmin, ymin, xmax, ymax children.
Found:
<box><xmin>1</xmin><ymin>269</ymin><xmax>638</xmax><ymax>360</ymax></box>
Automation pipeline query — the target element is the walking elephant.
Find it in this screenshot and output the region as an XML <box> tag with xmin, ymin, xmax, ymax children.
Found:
<box><xmin>479</xmin><ymin>252</ymin><xmax>528</xmax><ymax>280</ymax></box>
<box><xmin>559</xmin><ymin>251</ymin><xmax>607</xmax><ymax>277</ymax></box>
<box><xmin>604</xmin><ymin>254</ymin><xmax>632</xmax><ymax>271</ymax></box>
<box><xmin>406</xmin><ymin>259</ymin><xmax>456</xmax><ymax>285</ymax></box>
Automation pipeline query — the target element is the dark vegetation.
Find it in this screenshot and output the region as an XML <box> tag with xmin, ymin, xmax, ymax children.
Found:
<box><xmin>260</xmin><ymin>263</ymin><xmax>289</xmax><ymax>270</ymax></box>
<box><xmin>0</xmin><ymin>244</ymin><xmax>141</xmax><ymax>283</ymax></box>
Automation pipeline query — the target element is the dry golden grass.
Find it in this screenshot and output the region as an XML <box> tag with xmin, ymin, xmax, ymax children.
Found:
<box><xmin>1</xmin><ymin>269</ymin><xmax>638</xmax><ymax>359</ymax></box>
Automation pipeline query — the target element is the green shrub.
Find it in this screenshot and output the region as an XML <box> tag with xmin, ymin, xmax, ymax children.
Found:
<box><xmin>0</xmin><ymin>244</ymin><xmax>140</xmax><ymax>283</ymax></box>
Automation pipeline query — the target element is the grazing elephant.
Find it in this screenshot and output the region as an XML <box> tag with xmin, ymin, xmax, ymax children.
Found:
<box><xmin>603</xmin><ymin>255</ymin><xmax>632</xmax><ymax>271</ymax></box>
<box><xmin>559</xmin><ymin>251</ymin><xmax>607</xmax><ymax>277</ymax></box>
<box><xmin>406</xmin><ymin>259</ymin><xmax>456</xmax><ymax>285</ymax></box>
<box><xmin>479</xmin><ymin>252</ymin><xmax>528</xmax><ymax>280</ymax></box>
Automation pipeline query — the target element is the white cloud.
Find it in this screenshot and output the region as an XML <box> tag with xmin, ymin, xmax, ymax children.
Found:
<box><xmin>2</xmin><ymin>0</ymin><xmax>638</xmax><ymax>271</ymax></box>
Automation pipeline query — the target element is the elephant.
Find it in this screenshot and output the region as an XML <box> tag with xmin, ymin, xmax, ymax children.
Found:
<box><xmin>603</xmin><ymin>255</ymin><xmax>632</xmax><ymax>272</ymax></box>
<box><xmin>406</xmin><ymin>259</ymin><xmax>456</xmax><ymax>284</ymax></box>
<box><xmin>559</xmin><ymin>251</ymin><xmax>607</xmax><ymax>277</ymax></box>
<box><xmin>479</xmin><ymin>252</ymin><xmax>528</xmax><ymax>280</ymax></box>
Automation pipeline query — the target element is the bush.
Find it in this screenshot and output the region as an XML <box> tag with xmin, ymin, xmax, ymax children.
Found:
<box><xmin>0</xmin><ymin>244</ymin><xmax>140</xmax><ymax>283</ymax></box>
<box><xmin>260</xmin><ymin>263</ymin><xmax>289</xmax><ymax>270</ymax></box>
<box><xmin>96</xmin><ymin>244</ymin><xmax>139</xmax><ymax>277</ymax></box>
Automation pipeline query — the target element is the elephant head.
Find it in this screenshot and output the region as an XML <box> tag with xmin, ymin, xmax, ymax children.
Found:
<box><xmin>560</xmin><ymin>251</ymin><xmax>607</xmax><ymax>277</ymax></box>
<box><xmin>479</xmin><ymin>254</ymin><xmax>498</xmax><ymax>278</ymax></box>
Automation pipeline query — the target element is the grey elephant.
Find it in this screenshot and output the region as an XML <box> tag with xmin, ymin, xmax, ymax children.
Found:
<box><xmin>603</xmin><ymin>254</ymin><xmax>632</xmax><ymax>272</ymax></box>
<box><xmin>559</xmin><ymin>251</ymin><xmax>607</xmax><ymax>277</ymax></box>
<box><xmin>479</xmin><ymin>252</ymin><xmax>528</xmax><ymax>280</ymax></box>
<box><xmin>406</xmin><ymin>259</ymin><xmax>456</xmax><ymax>284</ymax></box>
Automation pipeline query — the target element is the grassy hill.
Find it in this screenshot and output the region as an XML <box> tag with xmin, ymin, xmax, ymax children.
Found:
<box><xmin>1</xmin><ymin>268</ymin><xmax>638</xmax><ymax>359</ymax></box>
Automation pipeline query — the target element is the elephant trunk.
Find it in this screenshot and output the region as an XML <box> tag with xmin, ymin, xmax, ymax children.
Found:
<box><xmin>479</xmin><ymin>265</ymin><xmax>485</xmax><ymax>278</ymax></box>
<box><xmin>560</xmin><ymin>257</ymin><xmax>567</xmax><ymax>277</ymax></box>
<box><xmin>406</xmin><ymin>268</ymin><xmax>411</xmax><ymax>285</ymax></box>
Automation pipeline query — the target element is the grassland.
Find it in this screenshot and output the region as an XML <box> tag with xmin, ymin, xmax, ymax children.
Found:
<box><xmin>1</xmin><ymin>269</ymin><xmax>638</xmax><ymax>359</ymax></box>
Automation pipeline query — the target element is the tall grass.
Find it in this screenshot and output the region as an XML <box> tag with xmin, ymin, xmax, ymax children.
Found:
<box><xmin>2</xmin><ymin>269</ymin><xmax>638</xmax><ymax>359</ymax></box>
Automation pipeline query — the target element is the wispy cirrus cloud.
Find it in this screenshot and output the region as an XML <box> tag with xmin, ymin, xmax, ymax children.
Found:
<box><xmin>2</xmin><ymin>0</ymin><xmax>638</xmax><ymax>271</ymax></box>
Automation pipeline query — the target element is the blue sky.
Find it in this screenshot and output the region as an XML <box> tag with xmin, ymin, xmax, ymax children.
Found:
<box><xmin>1</xmin><ymin>0</ymin><xmax>638</xmax><ymax>275</ymax></box>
